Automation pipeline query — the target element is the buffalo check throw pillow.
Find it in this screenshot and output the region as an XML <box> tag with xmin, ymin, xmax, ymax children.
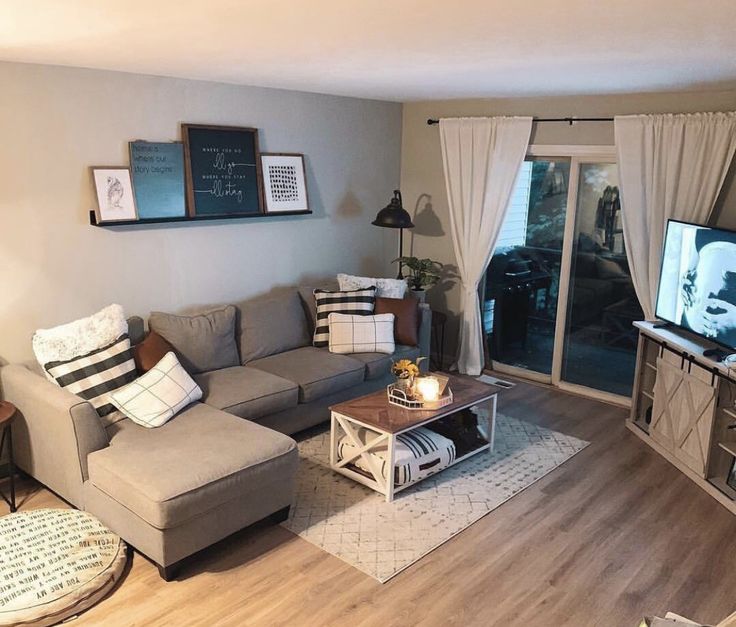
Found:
<box><xmin>313</xmin><ymin>287</ymin><xmax>376</xmax><ymax>347</ymax></box>
<box><xmin>328</xmin><ymin>313</ymin><xmax>395</xmax><ymax>354</ymax></box>
<box><xmin>110</xmin><ymin>351</ymin><xmax>202</xmax><ymax>428</ymax></box>
<box><xmin>43</xmin><ymin>334</ymin><xmax>137</xmax><ymax>422</ymax></box>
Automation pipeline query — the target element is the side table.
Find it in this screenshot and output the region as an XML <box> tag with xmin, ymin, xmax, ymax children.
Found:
<box><xmin>431</xmin><ymin>310</ymin><xmax>447</xmax><ymax>371</ymax></box>
<box><xmin>0</xmin><ymin>401</ymin><xmax>17</xmax><ymax>513</ymax></box>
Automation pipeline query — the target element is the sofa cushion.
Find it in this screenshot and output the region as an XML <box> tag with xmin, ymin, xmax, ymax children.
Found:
<box><xmin>297</xmin><ymin>280</ymin><xmax>339</xmax><ymax>335</ymax></box>
<box><xmin>110</xmin><ymin>352</ymin><xmax>202</xmax><ymax>428</ymax></box>
<box><xmin>328</xmin><ymin>313</ymin><xmax>395</xmax><ymax>355</ymax></box>
<box><xmin>351</xmin><ymin>345</ymin><xmax>421</xmax><ymax>380</ymax></box>
<box><xmin>313</xmin><ymin>287</ymin><xmax>376</xmax><ymax>348</ymax></box>
<box><xmin>248</xmin><ymin>347</ymin><xmax>365</xmax><ymax>403</ymax></box>
<box><xmin>236</xmin><ymin>291</ymin><xmax>310</xmax><ymax>364</ymax></box>
<box><xmin>194</xmin><ymin>366</ymin><xmax>298</xmax><ymax>420</ymax></box>
<box><xmin>32</xmin><ymin>303</ymin><xmax>128</xmax><ymax>372</ymax></box>
<box><xmin>375</xmin><ymin>296</ymin><xmax>420</xmax><ymax>346</ymax></box>
<box><xmin>88</xmin><ymin>402</ymin><xmax>297</xmax><ymax>530</ymax></box>
<box><xmin>132</xmin><ymin>331</ymin><xmax>174</xmax><ymax>374</ymax></box>
<box><xmin>337</xmin><ymin>273</ymin><xmax>408</xmax><ymax>299</ymax></box>
<box><xmin>149</xmin><ymin>306</ymin><xmax>239</xmax><ymax>375</ymax></box>
<box><xmin>43</xmin><ymin>333</ymin><xmax>136</xmax><ymax>426</ymax></box>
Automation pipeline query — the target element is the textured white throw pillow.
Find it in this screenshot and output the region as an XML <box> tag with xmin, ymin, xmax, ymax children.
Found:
<box><xmin>328</xmin><ymin>313</ymin><xmax>395</xmax><ymax>354</ymax></box>
<box><xmin>337</xmin><ymin>273</ymin><xmax>407</xmax><ymax>299</ymax></box>
<box><xmin>109</xmin><ymin>352</ymin><xmax>202</xmax><ymax>428</ymax></box>
<box><xmin>32</xmin><ymin>304</ymin><xmax>129</xmax><ymax>378</ymax></box>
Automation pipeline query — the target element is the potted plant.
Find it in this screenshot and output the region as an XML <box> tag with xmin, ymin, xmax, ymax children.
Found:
<box><xmin>393</xmin><ymin>256</ymin><xmax>443</xmax><ymax>302</ymax></box>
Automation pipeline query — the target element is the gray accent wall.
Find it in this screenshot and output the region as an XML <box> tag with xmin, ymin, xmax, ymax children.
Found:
<box><xmin>0</xmin><ymin>62</ymin><xmax>402</xmax><ymax>364</ymax></box>
<box><xmin>400</xmin><ymin>90</ymin><xmax>736</xmax><ymax>362</ymax></box>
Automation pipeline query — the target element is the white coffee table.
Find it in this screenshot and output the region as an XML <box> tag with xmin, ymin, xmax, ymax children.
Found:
<box><xmin>329</xmin><ymin>374</ymin><xmax>500</xmax><ymax>502</ymax></box>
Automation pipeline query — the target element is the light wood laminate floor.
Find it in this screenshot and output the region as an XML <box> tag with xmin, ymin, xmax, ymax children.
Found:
<box><xmin>3</xmin><ymin>379</ymin><xmax>736</xmax><ymax>626</ymax></box>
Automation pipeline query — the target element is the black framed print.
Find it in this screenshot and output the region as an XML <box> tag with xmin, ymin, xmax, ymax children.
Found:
<box><xmin>260</xmin><ymin>152</ymin><xmax>310</xmax><ymax>214</ymax></box>
<box><xmin>182</xmin><ymin>124</ymin><xmax>264</xmax><ymax>217</ymax></box>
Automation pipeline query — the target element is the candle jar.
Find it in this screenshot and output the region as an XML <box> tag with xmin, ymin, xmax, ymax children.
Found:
<box><xmin>415</xmin><ymin>376</ymin><xmax>440</xmax><ymax>402</ymax></box>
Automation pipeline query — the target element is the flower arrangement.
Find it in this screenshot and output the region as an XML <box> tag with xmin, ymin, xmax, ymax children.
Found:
<box><xmin>391</xmin><ymin>357</ymin><xmax>426</xmax><ymax>394</ymax></box>
<box><xmin>391</xmin><ymin>358</ymin><xmax>421</xmax><ymax>379</ymax></box>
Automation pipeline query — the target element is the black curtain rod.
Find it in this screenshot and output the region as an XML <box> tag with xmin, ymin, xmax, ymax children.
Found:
<box><xmin>426</xmin><ymin>116</ymin><xmax>614</xmax><ymax>126</ymax></box>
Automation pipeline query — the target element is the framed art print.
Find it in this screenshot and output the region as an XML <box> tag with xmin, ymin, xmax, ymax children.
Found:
<box><xmin>91</xmin><ymin>167</ymin><xmax>138</xmax><ymax>223</ymax></box>
<box><xmin>260</xmin><ymin>153</ymin><xmax>310</xmax><ymax>214</ymax></box>
<box><xmin>129</xmin><ymin>141</ymin><xmax>186</xmax><ymax>219</ymax></box>
<box><xmin>182</xmin><ymin>124</ymin><xmax>264</xmax><ymax>217</ymax></box>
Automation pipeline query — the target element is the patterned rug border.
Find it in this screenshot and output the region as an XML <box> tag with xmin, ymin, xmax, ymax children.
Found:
<box><xmin>282</xmin><ymin>415</ymin><xmax>590</xmax><ymax>583</ymax></box>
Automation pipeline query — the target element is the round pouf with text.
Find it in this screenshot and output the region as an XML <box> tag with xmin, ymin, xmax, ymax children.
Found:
<box><xmin>0</xmin><ymin>508</ymin><xmax>127</xmax><ymax>627</ymax></box>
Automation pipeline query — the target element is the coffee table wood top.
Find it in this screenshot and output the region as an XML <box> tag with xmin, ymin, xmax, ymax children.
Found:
<box><xmin>330</xmin><ymin>373</ymin><xmax>500</xmax><ymax>434</ymax></box>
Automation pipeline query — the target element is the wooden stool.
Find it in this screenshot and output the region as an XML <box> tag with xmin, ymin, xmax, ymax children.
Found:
<box><xmin>0</xmin><ymin>401</ymin><xmax>17</xmax><ymax>512</ymax></box>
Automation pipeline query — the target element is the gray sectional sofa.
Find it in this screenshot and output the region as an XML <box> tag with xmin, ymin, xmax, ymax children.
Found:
<box><xmin>0</xmin><ymin>284</ymin><xmax>430</xmax><ymax>579</ymax></box>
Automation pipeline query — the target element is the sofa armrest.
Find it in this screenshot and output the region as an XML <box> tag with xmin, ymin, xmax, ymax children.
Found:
<box><xmin>418</xmin><ymin>304</ymin><xmax>432</xmax><ymax>368</ymax></box>
<box><xmin>0</xmin><ymin>364</ymin><xmax>109</xmax><ymax>508</ymax></box>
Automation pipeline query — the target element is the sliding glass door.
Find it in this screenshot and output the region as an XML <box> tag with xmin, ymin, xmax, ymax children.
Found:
<box><xmin>483</xmin><ymin>147</ymin><xmax>641</xmax><ymax>403</ymax></box>
<box><xmin>557</xmin><ymin>162</ymin><xmax>642</xmax><ymax>397</ymax></box>
<box><xmin>482</xmin><ymin>159</ymin><xmax>570</xmax><ymax>376</ymax></box>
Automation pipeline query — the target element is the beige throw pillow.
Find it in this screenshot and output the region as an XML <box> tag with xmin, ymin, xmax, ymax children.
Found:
<box><xmin>328</xmin><ymin>313</ymin><xmax>396</xmax><ymax>354</ymax></box>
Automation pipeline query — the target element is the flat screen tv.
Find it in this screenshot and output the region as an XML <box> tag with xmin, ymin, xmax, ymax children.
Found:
<box><xmin>656</xmin><ymin>219</ymin><xmax>736</xmax><ymax>350</ymax></box>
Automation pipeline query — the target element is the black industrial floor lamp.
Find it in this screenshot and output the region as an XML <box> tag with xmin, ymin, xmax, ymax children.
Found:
<box><xmin>372</xmin><ymin>190</ymin><xmax>415</xmax><ymax>279</ymax></box>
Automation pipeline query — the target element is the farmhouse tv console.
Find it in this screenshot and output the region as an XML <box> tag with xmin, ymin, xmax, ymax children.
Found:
<box><xmin>629</xmin><ymin>321</ymin><xmax>736</xmax><ymax>515</ymax></box>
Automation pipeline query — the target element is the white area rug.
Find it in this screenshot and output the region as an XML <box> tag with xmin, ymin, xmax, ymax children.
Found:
<box><xmin>282</xmin><ymin>414</ymin><xmax>589</xmax><ymax>582</ymax></box>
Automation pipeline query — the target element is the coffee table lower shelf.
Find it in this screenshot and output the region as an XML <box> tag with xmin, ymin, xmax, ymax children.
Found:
<box><xmin>329</xmin><ymin>395</ymin><xmax>497</xmax><ymax>502</ymax></box>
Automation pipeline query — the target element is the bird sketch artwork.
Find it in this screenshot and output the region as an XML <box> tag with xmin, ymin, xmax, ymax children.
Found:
<box><xmin>92</xmin><ymin>168</ymin><xmax>137</xmax><ymax>222</ymax></box>
<box><xmin>106</xmin><ymin>176</ymin><xmax>125</xmax><ymax>209</ymax></box>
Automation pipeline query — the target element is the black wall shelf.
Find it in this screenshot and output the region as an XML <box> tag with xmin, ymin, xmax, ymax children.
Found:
<box><xmin>89</xmin><ymin>209</ymin><xmax>313</xmax><ymax>227</ymax></box>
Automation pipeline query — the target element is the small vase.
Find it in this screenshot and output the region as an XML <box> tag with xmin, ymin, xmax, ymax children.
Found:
<box><xmin>395</xmin><ymin>376</ymin><xmax>414</xmax><ymax>396</ymax></box>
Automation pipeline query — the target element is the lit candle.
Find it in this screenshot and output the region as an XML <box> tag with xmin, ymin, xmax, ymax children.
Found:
<box><xmin>415</xmin><ymin>376</ymin><xmax>440</xmax><ymax>402</ymax></box>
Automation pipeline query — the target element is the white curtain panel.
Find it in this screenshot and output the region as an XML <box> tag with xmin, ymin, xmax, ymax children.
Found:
<box><xmin>615</xmin><ymin>112</ymin><xmax>736</xmax><ymax>320</ymax></box>
<box><xmin>439</xmin><ymin>116</ymin><xmax>533</xmax><ymax>375</ymax></box>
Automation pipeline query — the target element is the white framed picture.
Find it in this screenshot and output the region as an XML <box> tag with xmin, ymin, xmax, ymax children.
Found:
<box><xmin>91</xmin><ymin>166</ymin><xmax>138</xmax><ymax>223</ymax></box>
<box><xmin>260</xmin><ymin>153</ymin><xmax>310</xmax><ymax>214</ymax></box>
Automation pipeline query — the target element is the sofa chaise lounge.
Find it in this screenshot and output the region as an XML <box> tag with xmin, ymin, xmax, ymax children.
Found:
<box><xmin>0</xmin><ymin>284</ymin><xmax>430</xmax><ymax>579</ymax></box>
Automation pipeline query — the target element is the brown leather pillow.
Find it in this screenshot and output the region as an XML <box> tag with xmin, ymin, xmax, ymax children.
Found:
<box><xmin>375</xmin><ymin>296</ymin><xmax>420</xmax><ymax>346</ymax></box>
<box><xmin>133</xmin><ymin>331</ymin><xmax>175</xmax><ymax>374</ymax></box>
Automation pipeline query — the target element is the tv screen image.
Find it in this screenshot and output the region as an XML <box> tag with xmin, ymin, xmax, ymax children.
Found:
<box><xmin>656</xmin><ymin>220</ymin><xmax>736</xmax><ymax>350</ymax></box>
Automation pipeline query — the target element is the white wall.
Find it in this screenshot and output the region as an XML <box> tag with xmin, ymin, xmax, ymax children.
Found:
<box><xmin>400</xmin><ymin>89</ymin><xmax>736</xmax><ymax>360</ymax></box>
<box><xmin>0</xmin><ymin>62</ymin><xmax>402</xmax><ymax>363</ymax></box>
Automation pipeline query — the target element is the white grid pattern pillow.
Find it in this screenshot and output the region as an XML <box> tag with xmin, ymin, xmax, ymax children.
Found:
<box><xmin>313</xmin><ymin>287</ymin><xmax>376</xmax><ymax>347</ymax></box>
<box><xmin>109</xmin><ymin>352</ymin><xmax>202</xmax><ymax>428</ymax></box>
<box><xmin>328</xmin><ymin>313</ymin><xmax>395</xmax><ymax>354</ymax></box>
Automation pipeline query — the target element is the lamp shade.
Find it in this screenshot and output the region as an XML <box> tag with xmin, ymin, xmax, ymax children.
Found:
<box><xmin>372</xmin><ymin>190</ymin><xmax>414</xmax><ymax>229</ymax></box>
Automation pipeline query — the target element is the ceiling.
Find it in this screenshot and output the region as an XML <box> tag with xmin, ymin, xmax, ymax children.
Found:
<box><xmin>2</xmin><ymin>0</ymin><xmax>736</xmax><ymax>102</ymax></box>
